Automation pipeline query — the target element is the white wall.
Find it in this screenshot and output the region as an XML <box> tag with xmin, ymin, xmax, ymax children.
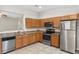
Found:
<box><xmin>0</xmin><ymin>6</ymin><xmax>38</xmax><ymax>32</ymax></box>
<box><xmin>40</xmin><ymin>6</ymin><xmax>79</xmax><ymax>18</ymax></box>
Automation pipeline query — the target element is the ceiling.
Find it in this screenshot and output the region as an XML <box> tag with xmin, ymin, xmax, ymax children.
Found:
<box><xmin>0</xmin><ymin>5</ymin><xmax>79</xmax><ymax>12</ymax></box>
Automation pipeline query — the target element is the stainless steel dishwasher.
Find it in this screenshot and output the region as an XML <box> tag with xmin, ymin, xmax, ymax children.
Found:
<box><xmin>2</xmin><ymin>33</ymin><xmax>15</xmax><ymax>53</ymax></box>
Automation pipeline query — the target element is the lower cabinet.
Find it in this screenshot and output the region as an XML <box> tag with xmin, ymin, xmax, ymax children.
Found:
<box><xmin>16</xmin><ymin>35</ymin><xmax>23</xmax><ymax>49</ymax></box>
<box><xmin>39</xmin><ymin>32</ymin><xmax>43</xmax><ymax>42</ymax></box>
<box><xmin>35</xmin><ymin>32</ymin><xmax>43</xmax><ymax>42</ymax></box>
<box><xmin>16</xmin><ymin>32</ymin><xmax>43</xmax><ymax>49</ymax></box>
<box><xmin>35</xmin><ymin>33</ymin><xmax>40</xmax><ymax>42</ymax></box>
<box><xmin>0</xmin><ymin>39</ymin><xmax>2</xmax><ymax>53</ymax></box>
<box><xmin>22</xmin><ymin>35</ymin><xmax>30</xmax><ymax>46</ymax></box>
<box><xmin>51</xmin><ymin>33</ymin><xmax>60</xmax><ymax>48</ymax></box>
<box><xmin>28</xmin><ymin>34</ymin><xmax>36</xmax><ymax>44</ymax></box>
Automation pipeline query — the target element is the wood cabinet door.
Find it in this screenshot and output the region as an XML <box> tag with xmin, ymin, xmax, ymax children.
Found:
<box><xmin>16</xmin><ymin>36</ymin><xmax>23</xmax><ymax>49</ymax></box>
<box><xmin>26</xmin><ymin>34</ymin><xmax>31</xmax><ymax>45</ymax></box>
<box><xmin>32</xmin><ymin>19</ymin><xmax>38</xmax><ymax>27</ymax></box>
<box><xmin>61</xmin><ymin>15</ymin><xmax>70</xmax><ymax>20</ymax></box>
<box><xmin>0</xmin><ymin>39</ymin><xmax>2</xmax><ymax>54</ymax></box>
<box><xmin>28</xmin><ymin>34</ymin><xmax>35</xmax><ymax>44</ymax></box>
<box><xmin>39</xmin><ymin>33</ymin><xmax>43</xmax><ymax>42</ymax></box>
<box><xmin>70</xmin><ymin>14</ymin><xmax>78</xmax><ymax>19</ymax></box>
<box><xmin>40</xmin><ymin>19</ymin><xmax>44</xmax><ymax>27</ymax></box>
<box><xmin>25</xmin><ymin>18</ymin><xmax>33</xmax><ymax>28</ymax></box>
<box><xmin>26</xmin><ymin>18</ymin><xmax>41</xmax><ymax>28</ymax></box>
<box><xmin>51</xmin><ymin>33</ymin><xmax>60</xmax><ymax>48</ymax></box>
<box><xmin>53</xmin><ymin>17</ymin><xmax>61</xmax><ymax>28</ymax></box>
<box><xmin>35</xmin><ymin>20</ymin><xmax>42</xmax><ymax>27</ymax></box>
<box><xmin>32</xmin><ymin>34</ymin><xmax>36</xmax><ymax>43</ymax></box>
<box><xmin>36</xmin><ymin>32</ymin><xmax>43</xmax><ymax>42</ymax></box>
<box><xmin>22</xmin><ymin>35</ymin><xmax>29</xmax><ymax>46</ymax></box>
<box><xmin>35</xmin><ymin>33</ymin><xmax>40</xmax><ymax>42</ymax></box>
<box><xmin>38</xmin><ymin>20</ymin><xmax>42</xmax><ymax>27</ymax></box>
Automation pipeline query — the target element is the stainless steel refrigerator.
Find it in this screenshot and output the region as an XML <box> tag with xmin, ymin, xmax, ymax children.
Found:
<box><xmin>60</xmin><ymin>20</ymin><xmax>76</xmax><ymax>53</ymax></box>
<box><xmin>77</xmin><ymin>20</ymin><xmax>79</xmax><ymax>51</ymax></box>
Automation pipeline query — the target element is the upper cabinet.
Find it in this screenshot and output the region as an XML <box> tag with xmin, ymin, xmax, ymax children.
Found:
<box><xmin>61</xmin><ymin>15</ymin><xmax>70</xmax><ymax>20</ymax></box>
<box><xmin>61</xmin><ymin>14</ymin><xmax>79</xmax><ymax>20</ymax></box>
<box><xmin>34</xmin><ymin>19</ymin><xmax>42</xmax><ymax>27</ymax></box>
<box><xmin>25</xmin><ymin>14</ymin><xmax>79</xmax><ymax>28</ymax></box>
<box><xmin>25</xmin><ymin>18</ymin><xmax>34</xmax><ymax>28</ymax></box>
<box><xmin>69</xmin><ymin>14</ymin><xmax>79</xmax><ymax>19</ymax></box>
<box><xmin>52</xmin><ymin>17</ymin><xmax>61</xmax><ymax>29</ymax></box>
<box><xmin>25</xmin><ymin>18</ymin><xmax>42</xmax><ymax>28</ymax></box>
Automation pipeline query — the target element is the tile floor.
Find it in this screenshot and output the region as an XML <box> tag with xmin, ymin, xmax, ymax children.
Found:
<box><xmin>8</xmin><ymin>42</ymin><xmax>68</xmax><ymax>54</ymax></box>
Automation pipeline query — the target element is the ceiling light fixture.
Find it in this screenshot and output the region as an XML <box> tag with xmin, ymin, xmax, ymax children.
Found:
<box><xmin>35</xmin><ymin>5</ymin><xmax>42</xmax><ymax>8</ymax></box>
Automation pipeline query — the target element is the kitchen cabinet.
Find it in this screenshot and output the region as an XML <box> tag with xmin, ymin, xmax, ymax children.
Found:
<box><xmin>43</xmin><ymin>18</ymin><xmax>52</xmax><ymax>22</ymax></box>
<box><xmin>26</xmin><ymin>18</ymin><xmax>53</xmax><ymax>28</ymax></box>
<box><xmin>40</xmin><ymin>19</ymin><xmax>45</xmax><ymax>27</ymax></box>
<box><xmin>25</xmin><ymin>18</ymin><xmax>33</xmax><ymax>28</ymax></box>
<box><xmin>16</xmin><ymin>35</ymin><xmax>23</xmax><ymax>49</ymax></box>
<box><xmin>53</xmin><ymin>17</ymin><xmax>61</xmax><ymax>28</ymax></box>
<box><xmin>61</xmin><ymin>14</ymin><xmax>79</xmax><ymax>20</ymax></box>
<box><xmin>25</xmin><ymin>32</ymin><xmax>43</xmax><ymax>44</ymax></box>
<box><xmin>32</xmin><ymin>33</ymin><xmax>36</xmax><ymax>43</ymax></box>
<box><xmin>51</xmin><ymin>33</ymin><xmax>60</xmax><ymax>48</ymax></box>
<box><xmin>30</xmin><ymin>19</ymin><xmax>37</xmax><ymax>27</ymax></box>
<box><xmin>35</xmin><ymin>32</ymin><xmax>43</xmax><ymax>42</ymax></box>
<box><xmin>28</xmin><ymin>34</ymin><xmax>36</xmax><ymax>44</ymax></box>
<box><xmin>69</xmin><ymin>14</ymin><xmax>79</xmax><ymax>19</ymax></box>
<box><xmin>15</xmin><ymin>31</ymin><xmax>43</xmax><ymax>49</ymax></box>
<box><xmin>25</xmin><ymin>14</ymin><xmax>79</xmax><ymax>28</ymax></box>
<box><xmin>27</xmin><ymin>32</ymin><xmax>43</xmax><ymax>44</ymax></box>
<box><xmin>35</xmin><ymin>19</ymin><xmax>42</xmax><ymax>27</ymax></box>
<box><xmin>22</xmin><ymin>34</ymin><xmax>30</xmax><ymax>46</ymax></box>
<box><xmin>61</xmin><ymin>15</ymin><xmax>70</xmax><ymax>20</ymax></box>
<box><xmin>37</xmin><ymin>32</ymin><xmax>43</xmax><ymax>42</ymax></box>
<box><xmin>25</xmin><ymin>18</ymin><xmax>42</xmax><ymax>28</ymax></box>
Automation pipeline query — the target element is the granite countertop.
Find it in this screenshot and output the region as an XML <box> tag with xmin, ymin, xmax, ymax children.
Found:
<box><xmin>0</xmin><ymin>29</ymin><xmax>60</xmax><ymax>36</ymax></box>
<box><xmin>16</xmin><ymin>30</ymin><xmax>44</xmax><ymax>36</ymax></box>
